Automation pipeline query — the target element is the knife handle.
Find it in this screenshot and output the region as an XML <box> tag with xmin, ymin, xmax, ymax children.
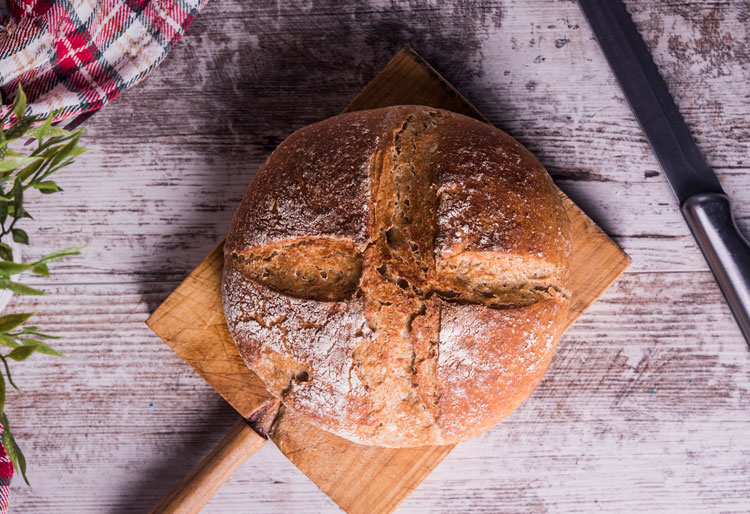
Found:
<box><xmin>148</xmin><ymin>418</ymin><xmax>266</xmax><ymax>514</ymax></box>
<box><xmin>681</xmin><ymin>192</ymin><xmax>750</xmax><ymax>346</ymax></box>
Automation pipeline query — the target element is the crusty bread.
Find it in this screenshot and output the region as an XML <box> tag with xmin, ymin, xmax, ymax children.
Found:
<box><xmin>222</xmin><ymin>106</ymin><xmax>571</xmax><ymax>447</ymax></box>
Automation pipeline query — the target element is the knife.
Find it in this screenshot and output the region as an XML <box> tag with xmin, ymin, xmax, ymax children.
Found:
<box><xmin>577</xmin><ymin>0</ymin><xmax>750</xmax><ymax>347</ymax></box>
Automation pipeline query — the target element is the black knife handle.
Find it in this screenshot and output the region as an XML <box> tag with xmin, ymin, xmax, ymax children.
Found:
<box><xmin>681</xmin><ymin>193</ymin><xmax>750</xmax><ymax>346</ymax></box>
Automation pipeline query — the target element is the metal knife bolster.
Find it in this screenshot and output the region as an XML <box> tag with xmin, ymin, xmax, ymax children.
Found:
<box><xmin>681</xmin><ymin>193</ymin><xmax>750</xmax><ymax>339</ymax></box>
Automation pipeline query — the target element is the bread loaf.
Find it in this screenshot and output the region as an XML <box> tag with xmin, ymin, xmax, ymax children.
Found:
<box><xmin>222</xmin><ymin>106</ymin><xmax>571</xmax><ymax>447</ymax></box>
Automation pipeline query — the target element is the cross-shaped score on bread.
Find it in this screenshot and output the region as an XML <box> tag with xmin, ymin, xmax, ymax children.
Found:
<box><xmin>223</xmin><ymin>106</ymin><xmax>571</xmax><ymax>447</ymax></box>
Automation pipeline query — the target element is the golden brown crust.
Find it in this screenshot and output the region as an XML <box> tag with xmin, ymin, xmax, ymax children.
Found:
<box><xmin>222</xmin><ymin>106</ymin><xmax>571</xmax><ymax>447</ymax></box>
<box><xmin>224</xmin><ymin>109</ymin><xmax>395</xmax><ymax>252</ymax></box>
<box><xmin>229</xmin><ymin>237</ymin><xmax>362</xmax><ymax>301</ymax></box>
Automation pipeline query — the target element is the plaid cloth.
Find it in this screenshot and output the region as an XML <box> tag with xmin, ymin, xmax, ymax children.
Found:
<box><xmin>0</xmin><ymin>0</ymin><xmax>208</xmax><ymax>128</ymax></box>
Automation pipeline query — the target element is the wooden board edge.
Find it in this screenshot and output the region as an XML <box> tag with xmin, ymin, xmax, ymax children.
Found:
<box><xmin>565</xmin><ymin>251</ymin><xmax>631</xmax><ymax>333</ymax></box>
<box><xmin>344</xmin><ymin>48</ymin><xmax>489</xmax><ymax>122</ymax></box>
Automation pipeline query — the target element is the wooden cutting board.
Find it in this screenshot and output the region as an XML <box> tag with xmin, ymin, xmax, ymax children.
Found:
<box><xmin>147</xmin><ymin>48</ymin><xmax>631</xmax><ymax>514</ymax></box>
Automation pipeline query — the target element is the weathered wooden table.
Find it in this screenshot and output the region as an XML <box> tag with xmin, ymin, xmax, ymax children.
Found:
<box><xmin>10</xmin><ymin>1</ymin><xmax>750</xmax><ymax>512</ymax></box>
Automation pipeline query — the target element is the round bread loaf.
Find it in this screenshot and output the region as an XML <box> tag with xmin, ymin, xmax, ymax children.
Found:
<box><xmin>222</xmin><ymin>105</ymin><xmax>571</xmax><ymax>447</ymax></box>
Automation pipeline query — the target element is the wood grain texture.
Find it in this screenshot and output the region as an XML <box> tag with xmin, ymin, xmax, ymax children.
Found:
<box><xmin>146</xmin><ymin>47</ymin><xmax>630</xmax><ymax>514</ymax></box>
<box><xmin>7</xmin><ymin>0</ymin><xmax>750</xmax><ymax>512</ymax></box>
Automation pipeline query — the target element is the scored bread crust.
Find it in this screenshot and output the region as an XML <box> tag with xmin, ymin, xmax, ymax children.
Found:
<box><xmin>222</xmin><ymin>106</ymin><xmax>571</xmax><ymax>447</ymax></box>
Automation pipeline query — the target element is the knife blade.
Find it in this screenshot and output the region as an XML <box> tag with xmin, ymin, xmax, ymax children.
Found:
<box><xmin>578</xmin><ymin>0</ymin><xmax>750</xmax><ymax>346</ymax></box>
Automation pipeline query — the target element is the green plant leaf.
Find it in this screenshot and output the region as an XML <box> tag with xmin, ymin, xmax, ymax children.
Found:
<box><xmin>44</xmin><ymin>147</ymin><xmax>89</xmax><ymax>177</ymax></box>
<box><xmin>17</xmin><ymin>158</ymin><xmax>45</xmax><ymax>184</ymax></box>
<box><xmin>24</xmin><ymin>114</ymin><xmax>64</xmax><ymax>141</ymax></box>
<box><xmin>45</xmin><ymin>133</ymin><xmax>81</xmax><ymax>171</ymax></box>
<box><xmin>32</xmin><ymin>130</ymin><xmax>79</xmax><ymax>154</ymax></box>
<box><xmin>0</xmin><ymin>156</ymin><xmax>42</xmax><ymax>173</ymax></box>
<box><xmin>0</xmin><ymin>312</ymin><xmax>33</xmax><ymax>332</ymax></box>
<box><xmin>31</xmin><ymin>263</ymin><xmax>48</xmax><ymax>276</ymax></box>
<box><xmin>0</xmin><ymin>243</ymin><xmax>11</xmax><ymax>262</ymax></box>
<box><xmin>20</xmin><ymin>328</ymin><xmax>61</xmax><ymax>340</ymax></box>
<box><xmin>0</xmin><ymin>334</ymin><xmax>19</xmax><ymax>349</ymax></box>
<box><xmin>11</xmin><ymin>228</ymin><xmax>28</xmax><ymax>244</ymax></box>
<box><xmin>7</xmin><ymin>344</ymin><xmax>37</xmax><ymax>361</ymax></box>
<box><xmin>0</xmin><ymin>247</ymin><xmax>82</xmax><ymax>278</ymax></box>
<box><xmin>35</xmin><ymin>245</ymin><xmax>85</xmax><ymax>264</ymax></box>
<box><xmin>0</xmin><ymin>261</ymin><xmax>33</xmax><ymax>277</ymax></box>
<box><xmin>0</xmin><ymin>279</ymin><xmax>44</xmax><ymax>295</ymax></box>
<box><xmin>0</xmin><ymin>412</ymin><xmax>28</xmax><ymax>485</ymax></box>
<box><xmin>12</xmin><ymin>85</ymin><xmax>26</xmax><ymax>120</ymax></box>
<box><xmin>33</xmin><ymin>181</ymin><xmax>61</xmax><ymax>194</ymax></box>
<box><xmin>41</xmin><ymin>143</ymin><xmax>88</xmax><ymax>170</ymax></box>
<box><xmin>5</xmin><ymin>115</ymin><xmax>42</xmax><ymax>141</ymax></box>
<box><xmin>17</xmin><ymin>339</ymin><xmax>63</xmax><ymax>357</ymax></box>
<box><xmin>11</xmin><ymin>176</ymin><xmax>22</xmax><ymax>220</ymax></box>
<box><xmin>0</xmin><ymin>194</ymin><xmax>6</xmax><ymax>227</ymax></box>
<box><xmin>69</xmin><ymin>145</ymin><xmax>88</xmax><ymax>158</ymax></box>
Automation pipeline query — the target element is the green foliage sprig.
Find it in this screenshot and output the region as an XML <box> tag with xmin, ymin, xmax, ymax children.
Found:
<box><xmin>0</xmin><ymin>86</ymin><xmax>87</xmax><ymax>484</ymax></box>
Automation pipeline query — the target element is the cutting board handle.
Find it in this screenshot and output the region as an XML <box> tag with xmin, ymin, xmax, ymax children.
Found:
<box><xmin>148</xmin><ymin>418</ymin><xmax>266</xmax><ymax>514</ymax></box>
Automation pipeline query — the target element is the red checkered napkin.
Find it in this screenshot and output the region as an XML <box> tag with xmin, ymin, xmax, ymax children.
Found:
<box><xmin>0</xmin><ymin>0</ymin><xmax>209</xmax><ymax>128</ymax></box>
